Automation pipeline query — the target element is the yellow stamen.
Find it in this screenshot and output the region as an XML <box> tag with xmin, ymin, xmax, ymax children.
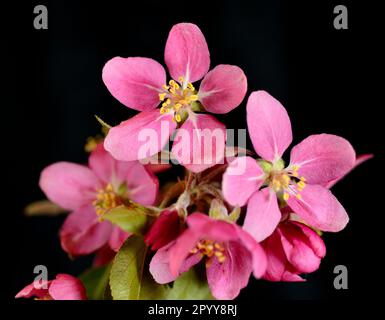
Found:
<box><xmin>296</xmin><ymin>194</ymin><xmax>302</xmax><ymax>200</ymax></box>
<box><xmin>297</xmin><ymin>181</ymin><xmax>306</xmax><ymax>189</ymax></box>
<box><xmin>93</xmin><ymin>183</ymin><xmax>121</xmax><ymax>216</ymax></box>
<box><xmin>191</xmin><ymin>240</ymin><xmax>226</xmax><ymax>263</ymax></box>
<box><xmin>85</xmin><ymin>137</ymin><xmax>100</xmax><ymax>153</ymax></box>
<box><xmin>272</xmin><ymin>180</ymin><xmax>281</xmax><ymax>192</ymax></box>
<box><xmin>282</xmin><ymin>175</ymin><xmax>290</xmax><ymax>184</ymax></box>
<box><xmin>300</xmin><ymin>176</ymin><xmax>306</xmax><ymax>182</ymax></box>
<box><xmin>214</xmin><ymin>243</ymin><xmax>223</xmax><ymax>250</ymax></box>
<box><xmin>157</xmin><ymin>78</ymin><xmax>198</xmax><ymax>122</ymax></box>
<box><xmin>175</xmin><ymin>114</ymin><xmax>182</xmax><ymax>122</ymax></box>
<box><xmin>283</xmin><ymin>192</ymin><xmax>290</xmax><ymax>201</ymax></box>
<box><xmin>169</xmin><ymin>79</ymin><xmax>179</xmax><ymax>89</ymax></box>
<box><xmin>159</xmin><ymin>93</ymin><xmax>167</xmax><ymax>101</ymax></box>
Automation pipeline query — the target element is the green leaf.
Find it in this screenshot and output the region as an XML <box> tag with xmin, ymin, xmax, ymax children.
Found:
<box><xmin>79</xmin><ymin>264</ymin><xmax>111</xmax><ymax>300</ymax></box>
<box><xmin>101</xmin><ymin>205</ymin><xmax>148</xmax><ymax>235</ymax></box>
<box><xmin>109</xmin><ymin>236</ymin><xmax>148</xmax><ymax>300</ymax></box>
<box><xmin>165</xmin><ymin>268</ymin><xmax>213</xmax><ymax>300</ymax></box>
<box><xmin>139</xmin><ymin>273</ymin><xmax>169</xmax><ymax>300</ymax></box>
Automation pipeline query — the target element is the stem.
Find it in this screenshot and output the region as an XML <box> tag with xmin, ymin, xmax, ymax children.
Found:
<box><xmin>159</xmin><ymin>180</ymin><xmax>186</xmax><ymax>209</ymax></box>
<box><xmin>199</xmin><ymin>164</ymin><xmax>228</xmax><ymax>185</ymax></box>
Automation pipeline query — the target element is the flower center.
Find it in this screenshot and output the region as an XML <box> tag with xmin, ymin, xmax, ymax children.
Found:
<box><xmin>159</xmin><ymin>77</ymin><xmax>198</xmax><ymax>123</ymax></box>
<box><xmin>268</xmin><ymin>165</ymin><xmax>307</xmax><ymax>201</ymax></box>
<box><xmin>93</xmin><ymin>183</ymin><xmax>122</xmax><ymax>216</ymax></box>
<box><xmin>190</xmin><ymin>239</ymin><xmax>226</xmax><ymax>263</ymax></box>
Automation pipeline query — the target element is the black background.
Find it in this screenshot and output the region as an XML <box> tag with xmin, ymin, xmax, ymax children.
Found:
<box><xmin>3</xmin><ymin>0</ymin><xmax>383</xmax><ymax>304</ymax></box>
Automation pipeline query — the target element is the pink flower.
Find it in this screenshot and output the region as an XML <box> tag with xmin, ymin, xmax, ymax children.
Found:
<box><xmin>39</xmin><ymin>143</ymin><xmax>158</xmax><ymax>256</ymax></box>
<box><xmin>223</xmin><ymin>90</ymin><xmax>356</xmax><ymax>241</ymax></box>
<box><xmin>149</xmin><ymin>213</ymin><xmax>267</xmax><ymax>300</ymax></box>
<box><xmin>103</xmin><ymin>23</ymin><xmax>247</xmax><ymax>173</ymax></box>
<box><xmin>144</xmin><ymin>209</ymin><xmax>182</xmax><ymax>251</ymax></box>
<box><xmin>262</xmin><ymin>219</ymin><xmax>326</xmax><ymax>282</ymax></box>
<box><xmin>261</xmin><ymin>154</ymin><xmax>372</xmax><ymax>282</ymax></box>
<box><xmin>15</xmin><ymin>274</ymin><xmax>87</xmax><ymax>300</ymax></box>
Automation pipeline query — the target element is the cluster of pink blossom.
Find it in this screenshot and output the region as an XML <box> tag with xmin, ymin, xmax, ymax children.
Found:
<box><xmin>17</xmin><ymin>23</ymin><xmax>371</xmax><ymax>300</ymax></box>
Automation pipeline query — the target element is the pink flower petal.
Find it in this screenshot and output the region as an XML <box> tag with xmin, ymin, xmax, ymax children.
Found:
<box><xmin>144</xmin><ymin>163</ymin><xmax>172</xmax><ymax>174</ymax></box>
<box><xmin>325</xmin><ymin>154</ymin><xmax>373</xmax><ymax>188</ymax></box>
<box><xmin>39</xmin><ymin>162</ymin><xmax>100</xmax><ymax>211</ymax></box>
<box><xmin>186</xmin><ymin>210</ymin><xmax>214</xmax><ymax>229</ymax></box>
<box><xmin>104</xmin><ymin>110</ymin><xmax>177</xmax><ymax>161</ymax></box>
<box><xmin>199</xmin><ymin>65</ymin><xmax>247</xmax><ymax>114</ymax></box>
<box><xmin>291</xmin><ymin>221</ymin><xmax>326</xmax><ymax>258</ymax></box>
<box><xmin>290</xmin><ymin>134</ymin><xmax>356</xmax><ymax>185</ymax></box>
<box><xmin>149</xmin><ymin>242</ymin><xmax>202</xmax><ymax>284</ymax></box>
<box><xmin>206</xmin><ymin>241</ymin><xmax>252</xmax><ymax>300</ymax></box>
<box><xmin>261</xmin><ymin>231</ymin><xmax>287</xmax><ymax>281</ymax></box>
<box><xmin>60</xmin><ymin>205</ymin><xmax>112</xmax><ymax>256</ymax></box>
<box><xmin>222</xmin><ymin>156</ymin><xmax>265</xmax><ymax>206</ymax></box>
<box><xmin>108</xmin><ymin>226</ymin><xmax>130</xmax><ymax>252</ymax></box>
<box><xmin>281</xmin><ymin>272</ymin><xmax>305</xmax><ymax>282</ymax></box>
<box><xmin>123</xmin><ymin>162</ymin><xmax>159</xmax><ymax>206</ymax></box>
<box><xmin>89</xmin><ymin>143</ymin><xmax>158</xmax><ymax>205</ymax></box>
<box><xmin>48</xmin><ymin>274</ymin><xmax>87</xmax><ymax>300</ymax></box>
<box><xmin>165</xmin><ymin>23</ymin><xmax>210</xmax><ymax>83</ymax></box>
<box><xmin>287</xmin><ymin>184</ymin><xmax>349</xmax><ymax>232</ymax></box>
<box><xmin>246</xmin><ymin>90</ymin><xmax>292</xmax><ymax>162</ymax></box>
<box><xmin>102</xmin><ymin>57</ymin><xmax>166</xmax><ymax>111</ymax></box>
<box><xmin>144</xmin><ymin>210</ymin><xmax>181</xmax><ymax>250</ymax></box>
<box><xmin>88</xmin><ymin>143</ymin><xmax>115</xmax><ymax>184</ymax></box>
<box><xmin>235</xmin><ymin>227</ymin><xmax>268</xmax><ymax>278</ymax></box>
<box><xmin>278</xmin><ymin>227</ymin><xmax>322</xmax><ymax>274</ymax></box>
<box><xmin>169</xmin><ymin>228</ymin><xmax>202</xmax><ymax>276</ymax></box>
<box><xmin>15</xmin><ymin>281</ymin><xmax>51</xmax><ymax>299</ymax></box>
<box><xmin>93</xmin><ymin>245</ymin><xmax>116</xmax><ymax>267</ymax></box>
<box><xmin>171</xmin><ymin>114</ymin><xmax>226</xmax><ymax>173</ymax></box>
<box><xmin>169</xmin><ymin>213</ymin><xmax>267</xmax><ymax>279</ymax></box>
<box><xmin>243</xmin><ymin>188</ymin><xmax>282</xmax><ymax>242</ymax></box>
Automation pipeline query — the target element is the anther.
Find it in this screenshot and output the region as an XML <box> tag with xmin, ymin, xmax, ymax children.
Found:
<box><xmin>159</xmin><ymin>93</ymin><xmax>167</xmax><ymax>101</ymax></box>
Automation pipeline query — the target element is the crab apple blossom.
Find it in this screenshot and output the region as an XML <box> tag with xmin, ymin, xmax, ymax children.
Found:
<box><xmin>149</xmin><ymin>213</ymin><xmax>267</xmax><ymax>300</ymax></box>
<box><xmin>39</xmin><ymin>143</ymin><xmax>158</xmax><ymax>256</ymax></box>
<box><xmin>16</xmin><ymin>274</ymin><xmax>87</xmax><ymax>300</ymax></box>
<box><xmin>261</xmin><ymin>219</ymin><xmax>326</xmax><ymax>282</ymax></box>
<box><xmin>223</xmin><ymin>90</ymin><xmax>356</xmax><ymax>242</ymax></box>
<box><xmin>103</xmin><ymin>22</ymin><xmax>247</xmax><ymax>173</ymax></box>
<box><xmin>260</xmin><ymin>154</ymin><xmax>372</xmax><ymax>282</ymax></box>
